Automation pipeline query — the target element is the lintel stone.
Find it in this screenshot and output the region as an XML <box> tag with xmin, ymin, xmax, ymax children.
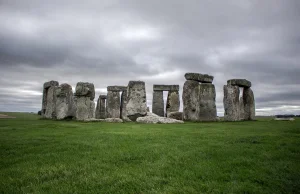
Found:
<box><xmin>185</xmin><ymin>73</ymin><xmax>214</xmax><ymax>83</ymax></box>
<box><xmin>107</xmin><ymin>86</ymin><xmax>127</xmax><ymax>91</ymax></box>
<box><xmin>227</xmin><ymin>79</ymin><xmax>251</xmax><ymax>88</ymax></box>
<box><xmin>153</xmin><ymin>85</ymin><xmax>179</xmax><ymax>91</ymax></box>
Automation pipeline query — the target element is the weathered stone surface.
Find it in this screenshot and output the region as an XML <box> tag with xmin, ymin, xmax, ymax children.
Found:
<box><xmin>147</xmin><ymin>107</ymin><xmax>150</xmax><ymax>112</ymax></box>
<box><xmin>55</xmin><ymin>83</ymin><xmax>76</xmax><ymax>120</ymax></box>
<box><xmin>198</xmin><ymin>83</ymin><xmax>217</xmax><ymax>121</ymax></box>
<box><xmin>44</xmin><ymin>86</ymin><xmax>57</xmax><ymax>119</ymax></box>
<box><xmin>182</xmin><ymin>80</ymin><xmax>200</xmax><ymax>121</ymax></box>
<box><xmin>185</xmin><ymin>73</ymin><xmax>214</xmax><ymax>83</ymax></box>
<box><xmin>106</xmin><ymin>91</ymin><xmax>120</xmax><ymax>118</ymax></box>
<box><xmin>223</xmin><ymin>85</ymin><xmax>240</xmax><ymax>121</ymax></box>
<box><xmin>227</xmin><ymin>79</ymin><xmax>251</xmax><ymax>88</ymax></box>
<box><xmin>43</xmin><ymin>80</ymin><xmax>59</xmax><ymax>89</ymax></box>
<box><xmin>105</xmin><ymin>118</ymin><xmax>123</xmax><ymax>123</ymax></box>
<box><xmin>95</xmin><ymin>95</ymin><xmax>106</xmax><ymax>119</ymax></box>
<box><xmin>239</xmin><ymin>96</ymin><xmax>245</xmax><ymax>120</ymax></box>
<box><xmin>126</xmin><ymin>81</ymin><xmax>147</xmax><ymax>121</ymax></box>
<box><xmin>153</xmin><ymin>85</ymin><xmax>179</xmax><ymax>91</ymax></box>
<box><xmin>152</xmin><ymin>91</ymin><xmax>164</xmax><ymax>117</ymax></box>
<box><xmin>74</xmin><ymin>97</ymin><xmax>95</xmax><ymax>120</ymax></box>
<box><xmin>107</xmin><ymin>86</ymin><xmax>127</xmax><ymax>91</ymax></box>
<box><xmin>42</xmin><ymin>80</ymin><xmax>59</xmax><ymax>116</ymax></box>
<box><xmin>136</xmin><ymin>116</ymin><xmax>184</xmax><ymax>124</ymax></box>
<box><xmin>243</xmin><ymin>87</ymin><xmax>255</xmax><ymax>120</ymax></box>
<box><xmin>166</xmin><ymin>90</ymin><xmax>180</xmax><ymax>116</ymax></box>
<box><xmin>75</xmin><ymin>82</ymin><xmax>95</xmax><ymax>100</ymax></box>
<box><xmin>274</xmin><ymin>118</ymin><xmax>295</xmax><ymax>121</ymax></box>
<box><xmin>120</xmin><ymin>90</ymin><xmax>129</xmax><ymax>120</ymax></box>
<box><xmin>146</xmin><ymin>112</ymin><xmax>160</xmax><ymax>117</ymax></box>
<box><xmin>167</xmin><ymin>112</ymin><xmax>183</xmax><ymax>120</ymax></box>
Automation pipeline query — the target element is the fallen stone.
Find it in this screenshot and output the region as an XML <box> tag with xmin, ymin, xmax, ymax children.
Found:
<box><xmin>167</xmin><ymin>112</ymin><xmax>183</xmax><ymax>120</ymax></box>
<box><xmin>107</xmin><ymin>86</ymin><xmax>127</xmax><ymax>91</ymax></box>
<box><xmin>75</xmin><ymin>82</ymin><xmax>95</xmax><ymax>100</ymax></box>
<box><xmin>146</xmin><ymin>112</ymin><xmax>160</xmax><ymax>117</ymax></box>
<box><xmin>198</xmin><ymin>83</ymin><xmax>217</xmax><ymax>121</ymax></box>
<box><xmin>106</xmin><ymin>91</ymin><xmax>121</xmax><ymax>118</ymax></box>
<box><xmin>152</xmin><ymin>90</ymin><xmax>164</xmax><ymax>117</ymax></box>
<box><xmin>105</xmin><ymin>118</ymin><xmax>123</xmax><ymax>123</ymax></box>
<box><xmin>243</xmin><ymin>87</ymin><xmax>255</xmax><ymax>120</ymax></box>
<box><xmin>223</xmin><ymin>85</ymin><xmax>240</xmax><ymax>121</ymax></box>
<box><xmin>55</xmin><ymin>83</ymin><xmax>76</xmax><ymax>120</ymax></box>
<box><xmin>136</xmin><ymin>116</ymin><xmax>184</xmax><ymax>124</ymax></box>
<box><xmin>84</xmin><ymin>118</ymin><xmax>105</xmax><ymax>122</ymax></box>
<box><xmin>153</xmin><ymin>85</ymin><xmax>179</xmax><ymax>91</ymax></box>
<box><xmin>182</xmin><ymin>80</ymin><xmax>200</xmax><ymax>121</ymax></box>
<box><xmin>166</xmin><ymin>90</ymin><xmax>180</xmax><ymax>116</ymax></box>
<box><xmin>227</xmin><ymin>79</ymin><xmax>251</xmax><ymax>88</ymax></box>
<box><xmin>126</xmin><ymin>81</ymin><xmax>147</xmax><ymax>121</ymax></box>
<box><xmin>274</xmin><ymin>118</ymin><xmax>295</xmax><ymax>121</ymax></box>
<box><xmin>185</xmin><ymin>73</ymin><xmax>214</xmax><ymax>83</ymax></box>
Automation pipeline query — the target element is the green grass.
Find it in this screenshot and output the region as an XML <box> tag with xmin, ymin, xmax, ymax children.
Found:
<box><xmin>1</xmin><ymin>112</ymin><xmax>300</xmax><ymax>194</ymax></box>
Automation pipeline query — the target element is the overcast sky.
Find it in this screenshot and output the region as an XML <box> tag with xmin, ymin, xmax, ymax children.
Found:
<box><xmin>0</xmin><ymin>0</ymin><xmax>299</xmax><ymax>116</ymax></box>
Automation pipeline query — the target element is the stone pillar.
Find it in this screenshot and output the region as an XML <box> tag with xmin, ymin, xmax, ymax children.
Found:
<box><xmin>42</xmin><ymin>80</ymin><xmax>59</xmax><ymax>117</ymax></box>
<box><xmin>182</xmin><ymin>80</ymin><xmax>200</xmax><ymax>121</ymax></box>
<box><xmin>74</xmin><ymin>82</ymin><xmax>95</xmax><ymax>120</ymax></box>
<box><xmin>152</xmin><ymin>91</ymin><xmax>164</xmax><ymax>117</ymax></box>
<box><xmin>44</xmin><ymin>85</ymin><xmax>58</xmax><ymax>119</ymax></box>
<box><xmin>166</xmin><ymin>90</ymin><xmax>180</xmax><ymax>116</ymax></box>
<box><xmin>199</xmin><ymin>83</ymin><xmax>217</xmax><ymax>121</ymax></box>
<box><xmin>126</xmin><ymin>81</ymin><xmax>147</xmax><ymax>121</ymax></box>
<box><xmin>55</xmin><ymin>83</ymin><xmax>76</xmax><ymax>120</ymax></box>
<box><xmin>96</xmin><ymin>95</ymin><xmax>106</xmax><ymax>119</ymax></box>
<box><xmin>106</xmin><ymin>91</ymin><xmax>121</xmax><ymax>118</ymax></box>
<box><xmin>223</xmin><ymin>85</ymin><xmax>240</xmax><ymax>121</ymax></box>
<box><xmin>243</xmin><ymin>87</ymin><xmax>255</xmax><ymax>120</ymax></box>
<box><xmin>121</xmin><ymin>90</ymin><xmax>130</xmax><ymax>121</ymax></box>
<box><xmin>239</xmin><ymin>96</ymin><xmax>244</xmax><ymax>120</ymax></box>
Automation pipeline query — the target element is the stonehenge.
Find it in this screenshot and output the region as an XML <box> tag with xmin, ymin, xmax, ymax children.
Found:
<box><xmin>40</xmin><ymin>75</ymin><xmax>255</xmax><ymax>123</ymax></box>
<box><xmin>223</xmin><ymin>79</ymin><xmax>255</xmax><ymax>121</ymax></box>
<box><xmin>152</xmin><ymin>85</ymin><xmax>180</xmax><ymax>117</ymax></box>
<box><xmin>182</xmin><ymin>73</ymin><xmax>217</xmax><ymax>121</ymax></box>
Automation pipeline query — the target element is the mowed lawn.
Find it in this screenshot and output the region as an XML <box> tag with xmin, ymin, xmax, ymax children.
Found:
<box><xmin>0</xmin><ymin>113</ymin><xmax>300</xmax><ymax>194</ymax></box>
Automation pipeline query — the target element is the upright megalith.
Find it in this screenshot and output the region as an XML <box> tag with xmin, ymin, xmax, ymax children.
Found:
<box><xmin>152</xmin><ymin>85</ymin><xmax>180</xmax><ymax>117</ymax></box>
<box><xmin>106</xmin><ymin>86</ymin><xmax>127</xmax><ymax>119</ymax></box>
<box><xmin>42</xmin><ymin>80</ymin><xmax>59</xmax><ymax>117</ymax></box>
<box><xmin>55</xmin><ymin>83</ymin><xmax>76</xmax><ymax>120</ymax></box>
<box><xmin>74</xmin><ymin>82</ymin><xmax>95</xmax><ymax>120</ymax></box>
<box><xmin>199</xmin><ymin>83</ymin><xmax>217</xmax><ymax>121</ymax></box>
<box><xmin>120</xmin><ymin>90</ymin><xmax>129</xmax><ymax>121</ymax></box>
<box><xmin>166</xmin><ymin>90</ymin><xmax>180</xmax><ymax>116</ymax></box>
<box><xmin>223</xmin><ymin>79</ymin><xmax>255</xmax><ymax>121</ymax></box>
<box><xmin>243</xmin><ymin>87</ymin><xmax>255</xmax><ymax>120</ymax></box>
<box><xmin>152</xmin><ymin>91</ymin><xmax>164</xmax><ymax>117</ymax></box>
<box><xmin>95</xmin><ymin>95</ymin><xmax>106</xmax><ymax>119</ymax></box>
<box><xmin>183</xmin><ymin>80</ymin><xmax>200</xmax><ymax>121</ymax></box>
<box><xmin>223</xmin><ymin>85</ymin><xmax>240</xmax><ymax>121</ymax></box>
<box><xmin>126</xmin><ymin>81</ymin><xmax>147</xmax><ymax>121</ymax></box>
<box><xmin>182</xmin><ymin>73</ymin><xmax>217</xmax><ymax>121</ymax></box>
<box><xmin>44</xmin><ymin>85</ymin><xmax>58</xmax><ymax>119</ymax></box>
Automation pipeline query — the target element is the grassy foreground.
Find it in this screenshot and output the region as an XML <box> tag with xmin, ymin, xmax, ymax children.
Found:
<box><xmin>0</xmin><ymin>113</ymin><xmax>300</xmax><ymax>194</ymax></box>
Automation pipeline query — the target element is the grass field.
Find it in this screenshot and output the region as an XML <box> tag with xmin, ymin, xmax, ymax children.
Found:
<box><xmin>1</xmin><ymin>112</ymin><xmax>300</xmax><ymax>193</ymax></box>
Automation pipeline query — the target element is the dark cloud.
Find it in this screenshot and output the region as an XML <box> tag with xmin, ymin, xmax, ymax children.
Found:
<box><xmin>0</xmin><ymin>0</ymin><xmax>300</xmax><ymax>115</ymax></box>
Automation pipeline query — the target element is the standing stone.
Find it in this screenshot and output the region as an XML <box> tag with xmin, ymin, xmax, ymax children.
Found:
<box><xmin>152</xmin><ymin>91</ymin><xmax>164</xmax><ymax>117</ymax></box>
<box><xmin>44</xmin><ymin>86</ymin><xmax>57</xmax><ymax>119</ymax></box>
<box><xmin>96</xmin><ymin>95</ymin><xmax>106</xmax><ymax>119</ymax></box>
<box><xmin>239</xmin><ymin>96</ymin><xmax>244</xmax><ymax>120</ymax></box>
<box><xmin>106</xmin><ymin>91</ymin><xmax>121</xmax><ymax>118</ymax></box>
<box><xmin>42</xmin><ymin>80</ymin><xmax>59</xmax><ymax>116</ymax></box>
<box><xmin>199</xmin><ymin>83</ymin><xmax>217</xmax><ymax>121</ymax></box>
<box><xmin>74</xmin><ymin>82</ymin><xmax>95</xmax><ymax>120</ymax></box>
<box><xmin>120</xmin><ymin>90</ymin><xmax>130</xmax><ymax>121</ymax></box>
<box><xmin>223</xmin><ymin>85</ymin><xmax>240</xmax><ymax>121</ymax></box>
<box><xmin>166</xmin><ymin>90</ymin><xmax>180</xmax><ymax>116</ymax></box>
<box><xmin>182</xmin><ymin>80</ymin><xmax>200</xmax><ymax>121</ymax></box>
<box><xmin>55</xmin><ymin>83</ymin><xmax>76</xmax><ymax>120</ymax></box>
<box><xmin>243</xmin><ymin>87</ymin><xmax>255</xmax><ymax>120</ymax></box>
<box><xmin>126</xmin><ymin>81</ymin><xmax>147</xmax><ymax>121</ymax></box>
